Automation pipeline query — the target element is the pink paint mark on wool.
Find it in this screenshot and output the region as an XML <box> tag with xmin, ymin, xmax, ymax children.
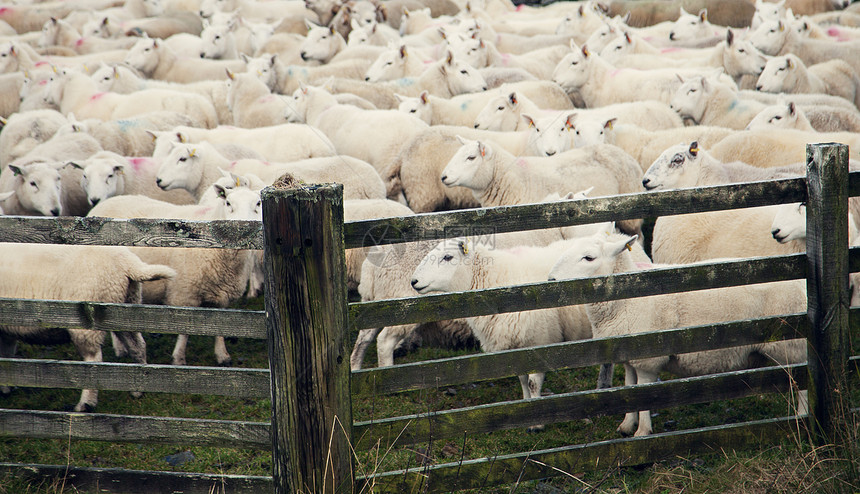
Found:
<box><xmin>89</xmin><ymin>92</ymin><xmax>107</xmax><ymax>101</ymax></box>
<box><xmin>229</xmin><ymin>161</ymin><xmax>238</xmax><ymax>170</ymax></box>
<box><xmin>127</xmin><ymin>157</ymin><xmax>151</xmax><ymax>172</ymax></box>
<box><xmin>660</xmin><ymin>47</ymin><xmax>680</xmax><ymax>54</ymax></box>
<box><xmin>515</xmin><ymin>158</ymin><xmax>528</xmax><ymax>168</ymax></box>
<box><xmin>635</xmin><ymin>262</ymin><xmax>654</xmax><ymax>270</ymax></box>
<box><xmin>75</xmin><ymin>38</ymin><xmax>85</xmax><ymax>47</ymax></box>
<box><xmin>194</xmin><ymin>206</ymin><xmax>213</xmax><ymax>217</ymax></box>
<box><xmin>609</xmin><ymin>69</ymin><xmax>624</xmax><ymax>78</ymax></box>
<box><xmin>515</xmin><ymin>4</ymin><xmax>524</xmax><ymax>11</ymax></box>
<box><xmin>35</xmin><ymin>61</ymin><xmax>50</xmax><ymax>67</ymax></box>
<box><xmin>38</xmin><ymin>79</ymin><xmax>48</xmax><ymax>85</ymax></box>
<box><xmin>259</xmin><ymin>95</ymin><xmax>276</xmax><ymax>103</ymax></box>
<box><xmin>501</xmin><ymin>53</ymin><xmax>511</xmax><ymax>65</ymax></box>
<box><xmin>0</xmin><ymin>7</ymin><xmax>10</xmax><ymax>15</ymax></box>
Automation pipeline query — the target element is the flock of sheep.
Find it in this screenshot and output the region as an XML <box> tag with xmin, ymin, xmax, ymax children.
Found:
<box><xmin>0</xmin><ymin>0</ymin><xmax>859</xmax><ymax>438</ymax></box>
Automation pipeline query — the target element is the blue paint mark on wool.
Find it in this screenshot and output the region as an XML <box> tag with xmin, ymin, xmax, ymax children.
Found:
<box><xmin>395</xmin><ymin>78</ymin><xmax>415</xmax><ymax>87</ymax></box>
<box><xmin>116</xmin><ymin>119</ymin><xmax>139</xmax><ymax>132</ymax></box>
<box><xmin>728</xmin><ymin>99</ymin><xmax>740</xmax><ymax>112</ymax></box>
<box><xmin>460</xmin><ymin>101</ymin><xmax>469</xmax><ymax>111</ymax></box>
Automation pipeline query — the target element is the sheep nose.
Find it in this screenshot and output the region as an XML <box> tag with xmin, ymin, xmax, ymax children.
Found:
<box><xmin>365</xmin><ymin>77</ymin><xmax>370</xmax><ymax>81</ymax></box>
<box><xmin>474</xmin><ymin>123</ymin><xmax>479</xmax><ymax>128</ymax></box>
<box><xmin>200</xmin><ymin>52</ymin><xmax>206</xmax><ymax>58</ymax></box>
<box><xmin>545</xmin><ymin>151</ymin><xmax>556</xmax><ymax>156</ymax></box>
<box><xmin>50</xmin><ymin>208</ymin><xmax>60</xmax><ymax>216</ymax></box>
<box><xmin>90</xmin><ymin>198</ymin><xmax>100</xmax><ymax>206</ymax></box>
<box><xmin>440</xmin><ymin>175</ymin><xmax>447</xmax><ymax>182</ymax></box>
<box><xmin>300</xmin><ymin>52</ymin><xmax>308</xmax><ymax>61</ymax></box>
<box><xmin>410</xmin><ymin>279</ymin><xmax>418</xmax><ymax>287</ymax></box>
<box><xmin>756</xmin><ymin>85</ymin><xmax>763</xmax><ymax>90</ymax></box>
<box><xmin>669</xmin><ymin>32</ymin><xmax>675</xmax><ymax>41</ymax></box>
<box><xmin>642</xmin><ymin>178</ymin><xmax>651</xmax><ymax>187</ymax></box>
<box><xmin>547</xmin><ymin>276</ymin><xmax>556</xmax><ymax>281</ymax></box>
<box><xmin>771</xmin><ymin>229</ymin><xmax>781</xmax><ymax>239</ymax></box>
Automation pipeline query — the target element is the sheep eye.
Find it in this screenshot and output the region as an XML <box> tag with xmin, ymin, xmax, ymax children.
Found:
<box><xmin>737</xmin><ymin>48</ymin><xmax>745</xmax><ymax>53</ymax></box>
<box><xmin>214</xmin><ymin>35</ymin><xmax>220</xmax><ymax>40</ymax></box>
<box><xmin>582</xmin><ymin>255</ymin><xmax>595</xmax><ymax>262</ymax></box>
<box><xmin>687</xmin><ymin>88</ymin><xmax>696</xmax><ymax>94</ymax></box>
<box><xmin>575</xmin><ymin>130</ymin><xmax>580</xmax><ymax>135</ymax></box>
<box><xmin>30</xmin><ymin>181</ymin><xmax>38</xmax><ymax>189</ymax></box>
<box><xmin>570</xmin><ymin>61</ymin><xmax>578</xmax><ymax>65</ymax></box>
<box><xmin>178</xmin><ymin>157</ymin><xmax>187</xmax><ymax>162</ymax></box>
<box><xmin>466</xmin><ymin>155</ymin><xmax>476</xmax><ymax>161</ymax></box>
<box><xmin>442</xmin><ymin>254</ymin><xmax>453</xmax><ymax>261</ymax></box>
<box><xmin>409</xmin><ymin>109</ymin><xmax>416</xmax><ymax>113</ymax></box>
<box><xmin>460</xmin><ymin>69</ymin><xmax>468</xmax><ymax>75</ymax></box>
<box><xmin>497</xmin><ymin>106</ymin><xmax>504</xmax><ymax>111</ymax></box>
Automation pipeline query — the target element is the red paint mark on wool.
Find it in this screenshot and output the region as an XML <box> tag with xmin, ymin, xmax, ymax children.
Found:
<box><xmin>0</xmin><ymin>7</ymin><xmax>10</xmax><ymax>15</ymax></box>
<box><xmin>515</xmin><ymin>4</ymin><xmax>524</xmax><ymax>11</ymax></box>
<box><xmin>127</xmin><ymin>157</ymin><xmax>151</xmax><ymax>172</ymax></box>
<box><xmin>75</xmin><ymin>38</ymin><xmax>85</xmax><ymax>47</ymax></box>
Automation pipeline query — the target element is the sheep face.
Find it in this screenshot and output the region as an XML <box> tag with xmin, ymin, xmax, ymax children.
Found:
<box><xmin>347</xmin><ymin>22</ymin><xmax>371</xmax><ymax>46</ymax></box>
<box><xmin>244</xmin><ymin>54</ymin><xmax>278</xmax><ymax>92</ymax></box>
<box><xmin>555</xmin><ymin>1</ymin><xmax>604</xmax><ymax>36</ymax></box>
<box><xmin>81</xmin><ymin>16</ymin><xmax>115</xmax><ymax>39</ymax></box>
<box><xmin>446</xmin><ymin>34</ymin><xmax>487</xmax><ymax>70</ymax></box>
<box><xmin>0</xmin><ymin>190</ymin><xmax>15</xmax><ymax>214</ymax></box>
<box><xmin>598</xmin><ymin>33</ymin><xmax>634</xmax><ymax>63</ymax></box>
<box><xmin>285</xmin><ymin>86</ymin><xmax>312</xmax><ymax>123</ymax></box>
<box><xmin>247</xmin><ymin>21</ymin><xmax>276</xmax><ymax>54</ymax></box>
<box><xmin>365</xmin><ymin>46</ymin><xmax>408</xmax><ymax>83</ymax></box>
<box><xmin>198</xmin><ymin>0</ymin><xmax>227</xmax><ymax>19</ymax></box>
<box><xmin>38</xmin><ymin>18</ymin><xmax>61</xmax><ymax>48</ymax></box>
<box><xmin>748</xmin><ymin>19</ymin><xmax>789</xmax><ymax>56</ymax></box>
<box><xmin>215</xmin><ymin>185</ymin><xmax>263</xmax><ymax>221</ymax></box>
<box><xmin>641</xmin><ymin>142</ymin><xmax>701</xmax><ymax>191</ymax></box>
<box><xmin>8</xmin><ymin>161</ymin><xmax>64</xmax><ymax>216</ymax></box>
<box><xmin>745</xmin><ymin>101</ymin><xmax>800</xmax><ymax>130</ymax></box>
<box><xmin>441</xmin><ymin>138</ymin><xmax>493</xmax><ymax>191</ymax></box>
<box><xmin>410</xmin><ymin>238</ymin><xmax>473</xmax><ymax>294</ymax></box>
<box><xmin>156</xmin><ymin>142</ymin><xmax>205</xmax><ymax>192</ymax></box>
<box><xmin>751</xmin><ymin>0</ymin><xmax>785</xmax><ymax>31</ymax></box>
<box><xmin>124</xmin><ymin>38</ymin><xmax>161</xmax><ymax>76</ymax></box>
<box><xmin>523</xmin><ymin>113</ymin><xmax>574</xmax><ymax>157</ymax></box>
<box><xmin>770</xmin><ymin>202</ymin><xmax>806</xmax><ymax>244</ymax></box>
<box><xmin>81</xmin><ymin>158</ymin><xmax>128</xmax><ymax>207</ymax></box>
<box><xmin>552</xmin><ymin>44</ymin><xmax>590</xmax><ymax>92</ymax></box>
<box><xmin>199</xmin><ymin>22</ymin><xmax>234</xmax><ymax>60</ymax></box>
<box><xmin>440</xmin><ymin>54</ymin><xmax>488</xmax><ymax>95</ymax></box>
<box><xmin>723</xmin><ymin>33</ymin><xmax>768</xmax><ymax>78</ymax></box>
<box><xmin>570</xmin><ymin>116</ymin><xmax>614</xmax><ymax>148</ymax></box>
<box><xmin>141</xmin><ymin>0</ymin><xmax>165</xmax><ymax>17</ymax></box>
<box><xmin>395</xmin><ymin>92</ymin><xmax>431</xmax><ymax>125</ymax></box>
<box><xmin>669</xmin><ymin>76</ymin><xmax>708</xmax><ymax>124</ymax></box>
<box><xmin>583</xmin><ymin>21</ymin><xmax>618</xmax><ymax>54</ymax></box>
<box><xmin>669</xmin><ymin>8</ymin><xmax>711</xmax><ymax>44</ymax></box>
<box><xmin>0</xmin><ymin>42</ymin><xmax>17</xmax><ymax>73</ymax></box>
<box><xmin>90</xmin><ymin>64</ymin><xmax>122</xmax><ymax>92</ymax></box>
<box><xmin>473</xmin><ymin>92</ymin><xmax>520</xmax><ymax>132</ymax></box>
<box><xmin>756</xmin><ymin>55</ymin><xmax>798</xmax><ymax>93</ymax></box>
<box><xmin>300</xmin><ymin>25</ymin><xmax>340</xmax><ymax>63</ymax></box>
<box><xmin>548</xmin><ymin>233</ymin><xmax>637</xmax><ymax>281</ymax></box>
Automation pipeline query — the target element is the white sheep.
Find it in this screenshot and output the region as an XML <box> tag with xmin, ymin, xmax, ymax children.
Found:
<box><xmin>410</xmin><ymin>237</ymin><xmax>593</xmax><ymax>427</ymax></box>
<box><xmin>547</xmin><ymin>232</ymin><xmax>807</xmax><ymax>437</ymax></box>
<box><xmin>123</xmin><ymin>36</ymin><xmax>246</xmax><ymax>83</ymax></box>
<box><xmin>199</xmin><ymin>17</ymin><xmax>242</xmax><ymax>59</ymax></box>
<box><xmin>56</xmin><ymin>111</ymin><xmax>196</xmax><ymax>157</ymax></box>
<box><xmin>0</xmin><ymin>108</ymin><xmax>68</xmax><ymax>167</ymax></box>
<box><xmin>749</xmin><ymin>18</ymin><xmax>860</xmax><ymax>75</ymax></box>
<box><xmin>440</xmin><ymin>136</ymin><xmax>643</xmax><ymax>235</ymax></box>
<box><xmin>38</xmin><ymin>17</ymin><xmax>138</xmax><ymax>55</ymax></box>
<box><xmin>643</xmin><ymin>141</ymin><xmax>811</xmax><ymax>264</ymax></box>
<box><xmin>87</xmin><ymin>184</ymin><xmax>262</xmax><ymax>366</ymax></box>
<box><xmin>150</xmin><ymin>123</ymin><xmax>336</xmax><ymax>163</ymax></box>
<box><xmin>363</xmin><ymin>43</ymin><xmax>436</xmax><ymax>83</ymax></box>
<box><xmin>751</xmin><ymin>0</ymin><xmax>787</xmax><ymax>30</ymax></box>
<box><xmin>745</xmin><ymin>99</ymin><xmax>860</xmax><ymax>133</ymax></box>
<box><xmin>0</xmin><ymin>243</ymin><xmax>176</xmax><ymax>412</ymax></box>
<box><xmin>447</xmin><ymin>35</ymin><xmax>569</xmax><ymax>80</ymax></box>
<box><xmin>667</xmin><ymin>7</ymin><xmax>722</xmax><ymax>46</ymax></box>
<box><xmin>299</xmin><ymin>22</ymin><xmax>349</xmax><ymax>64</ymax></box>
<box><xmin>756</xmin><ymin>54</ymin><xmax>860</xmax><ymax>108</ymax></box>
<box><xmin>225</xmin><ymin>69</ymin><xmax>288</xmax><ymax>127</ymax></box>
<box><xmin>76</xmin><ymin>151</ymin><xmax>196</xmax><ymax>207</ymax></box>
<box><xmin>284</xmin><ymin>82</ymin><xmax>428</xmax><ymax>178</ymax></box>
<box><xmin>347</xmin><ymin>19</ymin><xmax>400</xmax><ymax>46</ymax></box>
<box><xmin>708</xmin><ymin>128</ymin><xmax>860</xmax><ymax>169</ymax></box>
<box><xmin>0</xmin><ymin>161</ymin><xmax>66</xmax><ymax>216</ymax></box>
<box><xmin>155</xmin><ymin>140</ymin><xmax>385</xmax><ymax>201</ymax></box>
<box><xmin>551</xmin><ymin>41</ymin><xmax>736</xmax><ymax>108</ymax></box>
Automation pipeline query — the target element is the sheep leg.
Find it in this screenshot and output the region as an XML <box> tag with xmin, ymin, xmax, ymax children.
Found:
<box><xmin>518</xmin><ymin>375</ymin><xmax>532</xmax><ymax>399</ymax></box>
<box><xmin>617</xmin><ymin>363</ymin><xmax>640</xmax><ymax>436</ymax></box>
<box><xmin>527</xmin><ymin>372</ymin><xmax>546</xmax><ymax>432</ymax></box>
<box><xmin>633</xmin><ymin>368</ymin><xmax>659</xmax><ymax>437</ymax></box>
<box><xmin>214</xmin><ymin>336</ymin><xmax>231</xmax><ymax>366</ymax></box>
<box><xmin>172</xmin><ymin>334</ymin><xmax>188</xmax><ymax>366</ymax></box>
<box><xmin>350</xmin><ymin>327</ymin><xmax>382</xmax><ymax>370</ymax></box>
<box><xmin>111</xmin><ymin>332</ymin><xmax>128</xmax><ymax>358</ymax></box>
<box><xmin>0</xmin><ymin>335</ymin><xmax>17</xmax><ymax>395</ymax></box>
<box><xmin>68</xmin><ymin>329</ymin><xmax>105</xmax><ymax>412</ymax></box>
<box><xmin>597</xmin><ymin>363</ymin><xmax>615</xmax><ymax>389</ymax></box>
<box><xmin>376</xmin><ymin>326</ymin><xmax>411</xmax><ymax>367</ymax></box>
<box><xmin>113</xmin><ymin>331</ymin><xmax>147</xmax><ymax>398</ymax></box>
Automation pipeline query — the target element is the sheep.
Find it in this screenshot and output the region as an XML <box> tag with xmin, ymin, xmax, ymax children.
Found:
<box><xmin>198</xmin><ymin>17</ymin><xmax>242</xmax><ymax>60</ymax></box>
<box><xmin>739</xmin><ymin>87</ymin><xmax>860</xmax><ymax>116</ymax></box>
<box><xmin>547</xmin><ymin>231</ymin><xmax>807</xmax><ymax>437</ymax></box>
<box><xmin>150</xmin><ymin>123</ymin><xmax>336</xmax><ymax>163</ymax></box>
<box><xmin>198</xmin><ymin>0</ymin><xmax>316</xmax><ymax>24</ymax></box>
<box><xmin>0</xmin><ymin>71</ymin><xmax>26</xmax><ymax>115</ymax></box>
<box><xmin>76</xmin><ymin>151</ymin><xmax>196</xmax><ymax>207</ymax></box>
<box><xmin>708</xmin><ymin>128</ymin><xmax>860</xmax><ymax>169</ymax></box>
<box><xmin>0</xmin><ymin>243</ymin><xmax>176</xmax><ymax>412</ymax></box>
<box><xmin>299</xmin><ymin>22</ymin><xmax>349</xmax><ymax>64</ymax></box>
<box><xmin>0</xmin><ymin>161</ymin><xmax>66</xmax><ymax>216</ymax></box>
<box><xmin>44</xmin><ymin>68</ymin><xmax>219</xmax><ymax>128</ymax></box>
<box><xmin>643</xmin><ymin>141</ymin><xmax>811</xmax><ymax>265</ymax></box>
<box><xmin>87</xmin><ymin>184</ymin><xmax>262</xmax><ymax>366</ymax></box>
<box><xmin>38</xmin><ymin>17</ymin><xmax>139</xmax><ymax>55</ymax></box>
<box><xmin>447</xmin><ymin>35</ymin><xmax>570</xmax><ymax>80</ymax></box>
<box><xmin>389</xmin><ymin>80</ymin><xmax>574</xmax><ymax>125</ymax></box>
<box><xmin>363</xmin><ymin>43</ymin><xmax>436</xmax><ymax>83</ymax></box>
<box><xmin>56</xmin><ymin>111</ymin><xmax>196</xmax><ymax>157</ymax></box>
<box><xmin>284</xmin><ymin>82</ymin><xmax>429</xmax><ymax>179</ymax></box>
<box><xmin>603</xmin><ymin>0</ymin><xmax>756</xmax><ymax>29</ymax></box>
<box><xmin>752</xmin><ymin>0</ymin><xmax>787</xmax><ymax>30</ymax></box>
<box><xmin>155</xmin><ymin>140</ymin><xmax>386</xmax><ymax>201</ymax></box>
<box><xmin>343</xmin><ymin>198</ymin><xmax>416</xmax><ymax>290</ymax></box>
<box><xmin>667</xmin><ymin>7</ymin><xmax>723</xmax><ymax>46</ymax></box>
<box><xmin>745</xmin><ymin>99</ymin><xmax>860</xmax><ymax>133</ymax></box>
<box><xmin>474</xmin><ymin>93</ymin><xmax>683</xmax><ymax>132</ymax></box>
<box><xmin>346</xmin><ymin>19</ymin><xmax>400</xmax><ymax>46</ymax></box>
<box><xmin>551</xmin><ymin>41</ymin><xmax>736</xmax><ymax>108</ymax></box>
<box><xmin>771</xmin><ymin>201</ymin><xmax>860</xmax><ymax>248</ymax></box>
<box><xmin>123</xmin><ymin>36</ymin><xmax>246</xmax><ymax>83</ymax></box>
<box><xmin>440</xmin><ymin>136</ymin><xmax>644</xmax><ymax>236</ymax></box>
<box><xmin>749</xmin><ymin>18</ymin><xmax>860</xmax><ymax>75</ymax></box>
<box><xmin>410</xmin><ymin>237</ymin><xmax>593</xmax><ymax>426</ymax></box>
<box><xmin>225</xmin><ymin>69</ymin><xmax>289</xmax><ymax>127</ymax></box>
<box><xmin>756</xmin><ymin>54</ymin><xmax>860</xmax><ymax>108</ymax></box>
<box><xmin>255</xmin><ymin>52</ymin><xmax>374</xmax><ymax>95</ymax></box>
<box><xmin>0</xmin><ymin>108</ymin><xmax>67</xmax><ymax>167</ymax></box>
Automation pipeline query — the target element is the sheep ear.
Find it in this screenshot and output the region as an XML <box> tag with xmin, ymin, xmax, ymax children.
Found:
<box><xmin>786</xmin><ymin>57</ymin><xmax>793</xmax><ymax>69</ymax></box>
<box><xmin>114</xmin><ymin>164</ymin><xmax>125</xmax><ymax>174</ymax></box>
<box><xmin>624</xmin><ymin>31</ymin><xmax>632</xmax><ymax>44</ymax></box>
<box><xmin>226</xmin><ymin>68</ymin><xmax>235</xmax><ymax>80</ymax></box>
<box><xmin>399</xmin><ymin>44</ymin><xmax>407</xmax><ymax>59</ymax></box>
<box><xmin>604</xmin><ymin>117</ymin><xmax>616</xmax><ymax>130</ymax></box>
<box><xmin>675</xmin><ymin>73</ymin><xmax>685</xmax><ymax>83</ymax></box>
<box><xmin>688</xmin><ymin>141</ymin><xmax>699</xmax><ymax>157</ymax></box>
<box><xmin>565</xmin><ymin>112</ymin><xmax>577</xmax><ymax>129</ymax></box>
<box><xmin>350</xmin><ymin>18</ymin><xmax>361</xmax><ymax>30</ymax></box>
<box><xmin>146</xmin><ymin>130</ymin><xmax>158</xmax><ymax>142</ymax></box>
<box><xmin>609</xmin><ymin>234</ymin><xmax>638</xmax><ymax>256</ymax></box>
<box><xmin>581</xmin><ymin>44</ymin><xmax>590</xmax><ymax>58</ymax></box>
<box><xmin>240</xmin><ymin>53</ymin><xmax>250</xmax><ymax>63</ymax></box>
<box><xmin>176</xmin><ymin>131</ymin><xmax>188</xmax><ymax>143</ymax></box>
<box><xmin>455</xmin><ymin>134</ymin><xmax>468</xmax><ymax>145</ymax></box>
<box><xmin>393</xmin><ymin>93</ymin><xmax>405</xmax><ymax>102</ymax></box>
<box><xmin>507</xmin><ymin>91</ymin><xmax>517</xmax><ymax>107</ymax></box>
<box><xmin>522</xmin><ymin>114</ymin><xmax>536</xmax><ymax>128</ymax></box>
<box><xmin>8</xmin><ymin>164</ymin><xmax>24</xmax><ymax>176</ymax></box>
<box><xmin>698</xmin><ymin>9</ymin><xmax>707</xmax><ymax>22</ymax></box>
<box><xmin>214</xmin><ymin>184</ymin><xmax>228</xmax><ymax>199</ymax></box>
<box><xmin>726</xmin><ymin>28</ymin><xmax>734</xmax><ymax>45</ymax></box>
<box><xmin>457</xmin><ymin>239</ymin><xmax>470</xmax><ymax>256</ymax></box>
<box><xmin>477</xmin><ymin>140</ymin><xmax>488</xmax><ymax>158</ymax></box>
<box><xmin>778</xmin><ymin>20</ymin><xmax>785</xmax><ymax>32</ymax></box>
<box><xmin>328</xmin><ymin>25</ymin><xmax>336</xmax><ymax>35</ymax></box>
<box><xmin>65</xmin><ymin>161</ymin><xmax>83</xmax><ymax>170</ymax></box>
<box><xmin>788</xmin><ymin>101</ymin><xmax>796</xmax><ymax>116</ymax></box>
<box><xmin>304</xmin><ymin>19</ymin><xmax>316</xmax><ymax>31</ymax></box>
<box><xmin>445</xmin><ymin>50</ymin><xmax>453</xmax><ymax>65</ymax></box>
<box><xmin>419</xmin><ymin>90</ymin><xmax>429</xmax><ymax>104</ymax></box>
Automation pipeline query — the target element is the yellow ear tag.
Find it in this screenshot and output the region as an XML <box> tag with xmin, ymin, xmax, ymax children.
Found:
<box><xmin>83</xmin><ymin>64</ymin><xmax>88</xmax><ymax>72</ymax></box>
<box><xmin>626</xmin><ymin>244</ymin><xmax>632</xmax><ymax>251</ymax></box>
<box><xmin>690</xmin><ymin>147</ymin><xmax>699</xmax><ymax>154</ymax></box>
<box><xmin>235</xmin><ymin>178</ymin><xmax>241</xmax><ymax>187</ymax></box>
<box><xmin>189</xmin><ymin>148</ymin><xmax>196</xmax><ymax>158</ymax></box>
<box><xmin>114</xmin><ymin>70</ymin><xmax>119</xmax><ymax>79</ymax></box>
<box><xmin>463</xmin><ymin>245</ymin><xmax>469</xmax><ymax>255</ymax></box>
<box><xmin>52</xmin><ymin>65</ymin><xmax>58</xmax><ymax>74</ymax></box>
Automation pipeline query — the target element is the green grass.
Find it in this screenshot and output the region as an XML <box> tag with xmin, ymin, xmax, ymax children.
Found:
<box><xmin>1</xmin><ymin>294</ymin><xmax>858</xmax><ymax>493</ymax></box>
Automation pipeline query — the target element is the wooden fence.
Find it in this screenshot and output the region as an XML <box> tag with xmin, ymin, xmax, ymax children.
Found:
<box><xmin>0</xmin><ymin>143</ymin><xmax>855</xmax><ymax>493</ymax></box>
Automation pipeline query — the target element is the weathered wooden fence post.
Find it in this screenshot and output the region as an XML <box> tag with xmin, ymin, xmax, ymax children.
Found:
<box><xmin>805</xmin><ymin>142</ymin><xmax>851</xmax><ymax>448</ymax></box>
<box><xmin>261</xmin><ymin>182</ymin><xmax>354</xmax><ymax>493</ymax></box>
